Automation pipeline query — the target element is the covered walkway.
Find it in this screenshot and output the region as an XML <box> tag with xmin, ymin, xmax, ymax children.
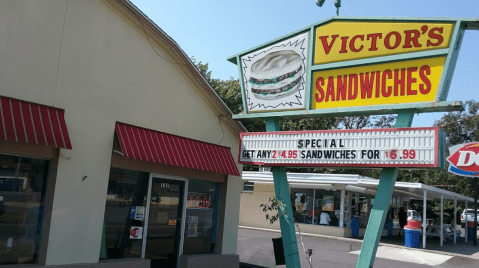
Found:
<box><xmin>242</xmin><ymin>171</ymin><xmax>476</xmax><ymax>249</ymax></box>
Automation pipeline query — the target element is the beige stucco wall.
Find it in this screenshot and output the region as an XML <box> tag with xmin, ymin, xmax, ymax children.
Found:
<box><xmin>240</xmin><ymin>183</ymin><xmax>395</xmax><ymax>238</ymax></box>
<box><xmin>0</xmin><ymin>0</ymin><xmax>242</xmax><ymax>265</ymax></box>
<box><xmin>240</xmin><ymin>183</ymin><xmax>280</xmax><ymax>230</ymax></box>
<box><xmin>240</xmin><ymin>183</ymin><xmax>355</xmax><ymax>237</ymax></box>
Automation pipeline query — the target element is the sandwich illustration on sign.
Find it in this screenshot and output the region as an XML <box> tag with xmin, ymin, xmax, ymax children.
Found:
<box><xmin>249</xmin><ymin>50</ymin><xmax>303</xmax><ymax>100</ymax></box>
<box><xmin>240</xmin><ymin>32</ymin><xmax>309</xmax><ymax>113</ymax></box>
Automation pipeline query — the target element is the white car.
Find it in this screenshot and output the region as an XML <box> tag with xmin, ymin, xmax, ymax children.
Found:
<box><xmin>407</xmin><ymin>209</ymin><xmax>422</xmax><ymax>222</ymax></box>
<box><xmin>461</xmin><ymin>209</ymin><xmax>479</xmax><ymax>228</ymax></box>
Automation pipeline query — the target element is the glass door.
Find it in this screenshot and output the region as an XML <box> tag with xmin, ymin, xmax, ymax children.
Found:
<box><xmin>143</xmin><ymin>176</ymin><xmax>186</xmax><ymax>267</ymax></box>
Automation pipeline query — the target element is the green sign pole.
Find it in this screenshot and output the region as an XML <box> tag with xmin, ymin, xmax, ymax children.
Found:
<box><xmin>265</xmin><ymin>118</ymin><xmax>301</xmax><ymax>268</ymax></box>
<box><xmin>356</xmin><ymin>112</ymin><xmax>414</xmax><ymax>268</ymax></box>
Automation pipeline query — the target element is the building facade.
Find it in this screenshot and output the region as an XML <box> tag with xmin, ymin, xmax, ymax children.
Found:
<box><xmin>0</xmin><ymin>1</ymin><xmax>244</xmax><ymax>267</ymax></box>
<box><xmin>241</xmin><ymin>172</ymin><xmax>418</xmax><ymax>237</ymax></box>
<box><xmin>240</xmin><ymin>171</ymin><xmax>474</xmax><ymax>241</ymax></box>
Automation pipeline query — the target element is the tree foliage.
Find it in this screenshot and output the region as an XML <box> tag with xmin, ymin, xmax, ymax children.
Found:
<box><xmin>192</xmin><ymin>57</ymin><xmax>341</xmax><ymax>132</ymax></box>
<box><xmin>192</xmin><ymin>57</ymin><xmax>396</xmax><ymax>133</ymax></box>
<box><xmin>435</xmin><ymin>100</ymin><xmax>479</xmax><ymax>148</ymax></box>
<box><xmin>406</xmin><ymin>100</ymin><xmax>479</xmax><ymax>224</ymax></box>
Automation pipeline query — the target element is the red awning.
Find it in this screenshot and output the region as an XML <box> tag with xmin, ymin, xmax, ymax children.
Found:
<box><xmin>115</xmin><ymin>122</ymin><xmax>240</xmax><ymax>176</ymax></box>
<box><xmin>0</xmin><ymin>96</ymin><xmax>72</xmax><ymax>149</ymax></box>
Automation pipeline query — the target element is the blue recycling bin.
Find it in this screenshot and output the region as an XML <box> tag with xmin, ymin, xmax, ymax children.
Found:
<box><xmin>467</xmin><ymin>222</ymin><xmax>475</xmax><ymax>240</ymax></box>
<box><xmin>351</xmin><ymin>216</ymin><xmax>359</xmax><ymax>238</ymax></box>
<box><xmin>404</xmin><ymin>228</ymin><xmax>421</xmax><ymax>248</ymax></box>
<box><xmin>386</xmin><ymin>219</ymin><xmax>394</xmax><ymax>237</ymax></box>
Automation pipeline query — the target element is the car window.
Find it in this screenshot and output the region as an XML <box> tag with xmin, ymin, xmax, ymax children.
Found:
<box><xmin>465</xmin><ymin>209</ymin><xmax>479</xmax><ymax>214</ymax></box>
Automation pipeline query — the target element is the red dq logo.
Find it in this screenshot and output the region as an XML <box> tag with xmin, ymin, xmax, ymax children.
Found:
<box><xmin>447</xmin><ymin>142</ymin><xmax>479</xmax><ymax>177</ymax></box>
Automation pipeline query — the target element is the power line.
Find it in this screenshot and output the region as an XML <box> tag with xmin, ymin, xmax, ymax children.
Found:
<box><xmin>437</xmin><ymin>114</ymin><xmax>479</xmax><ymax>127</ymax></box>
<box><xmin>136</xmin><ymin>15</ymin><xmax>187</xmax><ymax>66</ymax></box>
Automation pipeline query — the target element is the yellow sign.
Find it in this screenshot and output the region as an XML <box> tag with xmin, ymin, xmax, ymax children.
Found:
<box><xmin>311</xmin><ymin>56</ymin><xmax>445</xmax><ymax>110</ymax></box>
<box><xmin>314</xmin><ymin>22</ymin><xmax>454</xmax><ymax>65</ymax></box>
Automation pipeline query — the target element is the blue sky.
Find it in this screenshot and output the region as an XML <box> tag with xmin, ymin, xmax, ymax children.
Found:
<box><xmin>131</xmin><ymin>0</ymin><xmax>479</xmax><ymax>127</ymax></box>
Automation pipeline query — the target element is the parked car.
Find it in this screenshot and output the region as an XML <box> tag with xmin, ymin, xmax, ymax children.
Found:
<box><xmin>461</xmin><ymin>209</ymin><xmax>479</xmax><ymax>228</ymax></box>
<box><xmin>407</xmin><ymin>209</ymin><xmax>422</xmax><ymax>222</ymax></box>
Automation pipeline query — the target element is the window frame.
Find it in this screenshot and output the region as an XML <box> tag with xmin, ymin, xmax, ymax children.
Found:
<box><xmin>0</xmin><ymin>150</ymin><xmax>58</xmax><ymax>266</ymax></box>
<box><xmin>242</xmin><ymin>181</ymin><xmax>254</xmax><ymax>193</ymax></box>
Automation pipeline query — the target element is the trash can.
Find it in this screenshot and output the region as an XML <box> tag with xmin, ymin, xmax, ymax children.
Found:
<box><xmin>351</xmin><ymin>216</ymin><xmax>359</xmax><ymax>238</ymax></box>
<box><xmin>386</xmin><ymin>219</ymin><xmax>394</xmax><ymax>237</ymax></box>
<box><xmin>272</xmin><ymin>237</ymin><xmax>286</xmax><ymax>265</ymax></box>
<box><xmin>467</xmin><ymin>221</ymin><xmax>475</xmax><ymax>240</ymax></box>
<box><xmin>404</xmin><ymin>220</ymin><xmax>421</xmax><ymax>248</ymax></box>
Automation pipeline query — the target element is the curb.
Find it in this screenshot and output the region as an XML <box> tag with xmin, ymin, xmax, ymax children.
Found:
<box><xmin>239</xmin><ymin>225</ymin><xmax>479</xmax><ymax>259</ymax></box>
<box><xmin>239</xmin><ymin>262</ymin><xmax>268</xmax><ymax>268</ymax></box>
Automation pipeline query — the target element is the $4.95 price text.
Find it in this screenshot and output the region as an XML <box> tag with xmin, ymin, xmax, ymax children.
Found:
<box><xmin>272</xmin><ymin>150</ymin><xmax>298</xmax><ymax>159</ymax></box>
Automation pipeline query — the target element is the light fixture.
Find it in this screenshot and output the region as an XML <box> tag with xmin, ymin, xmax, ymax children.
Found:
<box><xmin>315</xmin><ymin>0</ymin><xmax>342</xmax><ymax>15</ymax></box>
<box><xmin>316</xmin><ymin>0</ymin><xmax>326</xmax><ymax>6</ymax></box>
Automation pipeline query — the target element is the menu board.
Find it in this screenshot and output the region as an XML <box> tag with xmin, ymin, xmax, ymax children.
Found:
<box><xmin>322</xmin><ymin>195</ymin><xmax>334</xmax><ymax>212</ymax></box>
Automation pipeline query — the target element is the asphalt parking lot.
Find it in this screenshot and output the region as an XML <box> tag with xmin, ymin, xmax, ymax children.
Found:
<box><xmin>238</xmin><ymin>227</ymin><xmax>479</xmax><ymax>268</ymax></box>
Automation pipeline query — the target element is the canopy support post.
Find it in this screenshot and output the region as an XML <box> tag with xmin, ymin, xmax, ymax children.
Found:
<box><xmin>423</xmin><ymin>190</ymin><xmax>427</xmax><ymax>249</ymax></box>
<box><xmin>454</xmin><ymin>197</ymin><xmax>457</xmax><ymax>244</ymax></box>
<box><xmin>440</xmin><ymin>194</ymin><xmax>444</xmax><ymax>247</ymax></box>
<box><xmin>466</xmin><ymin>201</ymin><xmax>469</xmax><ymax>243</ymax></box>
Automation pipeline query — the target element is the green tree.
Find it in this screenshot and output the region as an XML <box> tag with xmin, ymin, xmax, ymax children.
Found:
<box><xmin>406</xmin><ymin>100</ymin><xmax>479</xmax><ymax>224</ymax></box>
<box><xmin>435</xmin><ymin>100</ymin><xmax>479</xmax><ymax>148</ymax></box>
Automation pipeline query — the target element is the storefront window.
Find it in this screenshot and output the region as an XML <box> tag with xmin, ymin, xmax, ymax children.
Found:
<box><xmin>103</xmin><ymin>171</ymin><xmax>221</xmax><ymax>259</ymax></box>
<box><xmin>358</xmin><ymin>196</ymin><xmax>371</xmax><ymax>228</ymax></box>
<box><xmin>291</xmin><ymin>188</ymin><xmax>342</xmax><ymax>227</ymax></box>
<box><xmin>103</xmin><ymin>168</ymin><xmax>149</xmax><ymax>259</ymax></box>
<box><xmin>182</xmin><ymin>179</ymin><xmax>219</xmax><ymax>255</ymax></box>
<box><xmin>291</xmin><ymin>188</ymin><xmax>314</xmax><ymax>224</ymax></box>
<box><xmin>0</xmin><ymin>153</ymin><xmax>49</xmax><ymax>265</ymax></box>
<box><xmin>243</xmin><ymin>181</ymin><xmax>254</xmax><ymax>192</ymax></box>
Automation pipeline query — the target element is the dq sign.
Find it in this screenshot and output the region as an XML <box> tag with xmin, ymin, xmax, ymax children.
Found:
<box><xmin>447</xmin><ymin>142</ymin><xmax>479</xmax><ymax>177</ymax></box>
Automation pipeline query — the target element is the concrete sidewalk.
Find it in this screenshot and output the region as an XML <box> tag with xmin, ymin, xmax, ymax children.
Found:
<box><xmin>238</xmin><ymin>226</ymin><xmax>479</xmax><ymax>268</ymax></box>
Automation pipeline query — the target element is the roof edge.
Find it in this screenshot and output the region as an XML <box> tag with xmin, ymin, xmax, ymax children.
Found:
<box><xmin>112</xmin><ymin>0</ymin><xmax>247</xmax><ymax>135</ymax></box>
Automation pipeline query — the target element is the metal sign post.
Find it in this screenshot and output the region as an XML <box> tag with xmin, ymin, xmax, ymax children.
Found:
<box><xmin>356</xmin><ymin>112</ymin><xmax>414</xmax><ymax>267</ymax></box>
<box><xmin>265</xmin><ymin>118</ymin><xmax>301</xmax><ymax>267</ymax></box>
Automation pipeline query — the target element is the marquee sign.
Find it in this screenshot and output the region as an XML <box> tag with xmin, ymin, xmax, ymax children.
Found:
<box><xmin>239</xmin><ymin>127</ymin><xmax>443</xmax><ymax>168</ymax></box>
<box><xmin>227</xmin><ymin>17</ymin><xmax>472</xmax><ymax>119</ymax></box>
<box><xmin>447</xmin><ymin>142</ymin><xmax>479</xmax><ymax>177</ymax></box>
